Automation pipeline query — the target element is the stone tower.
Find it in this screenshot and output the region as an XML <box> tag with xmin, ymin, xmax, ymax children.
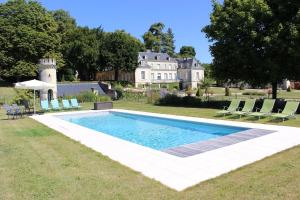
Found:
<box><xmin>38</xmin><ymin>58</ymin><xmax>57</xmax><ymax>101</ymax></box>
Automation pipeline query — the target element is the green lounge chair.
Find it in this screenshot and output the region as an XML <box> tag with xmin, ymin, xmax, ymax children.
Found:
<box><xmin>40</xmin><ymin>100</ymin><xmax>50</xmax><ymax>111</ymax></box>
<box><xmin>271</xmin><ymin>101</ymin><xmax>299</xmax><ymax>121</ymax></box>
<box><xmin>62</xmin><ymin>99</ymin><xmax>72</xmax><ymax>110</ymax></box>
<box><xmin>217</xmin><ymin>99</ymin><xmax>241</xmax><ymax>116</ymax></box>
<box><xmin>232</xmin><ymin>99</ymin><xmax>256</xmax><ymax>118</ymax></box>
<box><xmin>249</xmin><ymin>99</ymin><xmax>275</xmax><ymax>119</ymax></box>
<box><xmin>51</xmin><ymin>99</ymin><xmax>62</xmax><ymax>110</ymax></box>
<box><xmin>70</xmin><ymin>98</ymin><xmax>81</xmax><ymax>109</ymax></box>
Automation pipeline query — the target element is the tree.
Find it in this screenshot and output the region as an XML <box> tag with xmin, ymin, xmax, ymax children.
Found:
<box><xmin>179</xmin><ymin>46</ymin><xmax>196</xmax><ymax>58</ymax></box>
<box><xmin>162</xmin><ymin>28</ymin><xmax>176</xmax><ymax>56</ymax></box>
<box><xmin>64</xmin><ymin>27</ymin><xmax>104</xmax><ymax>81</ymax></box>
<box><xmin>100</xmin><ymin>30</ymin><xmax>144</xmax><ymax>81</ymax></box>
<box><xmin>51</xmin><ymin>9</ymin><xmax>77</xmax><ymax>81</ymax></box>
<box><xmin>0</xmin><ymin>0</ymin><xmax>60</xmax><ymax>81</ymax></box>
<box><xmin>143</xmin><ymin>22</ymin><xmax>165</xmax><ymax>52</ymax></box>
<box><xmin>203</xmin><ymin>0</ymin><xmax>300</xmax><ymax>99</ymax></box>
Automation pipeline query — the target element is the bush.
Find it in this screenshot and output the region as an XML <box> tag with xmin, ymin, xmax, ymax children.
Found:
<box><xmin>287</xmin><ymin>86</ymin><xmax>292</xmax><ymax>92</ymax></box>
<box><xmin>225</xmin><ymin>87</ymin><xmax>231</xmax><ymax>96</ymax></box>
<box><xmin>196</xmin><ymin>87</ymin><xmax>203</xmax><ymax>97</ymax></box>
<box><xmin>114</xmin><ymin>84</ymin><xmax>124</xmax><ymax>99</ymax></box>
<box><xmin>242</xmin><ymin>91</ymin><xmax>266</xmax><ymax>96</ymax></box>
<box><xmin>75</xmin><ymin>91</ymin><xmax>110</xmax><ymax>102</ymax></box>
<box><xmin>147</xmin><ymin>90</ymin><xmax>160</xmax><ymax>104</ymax></box>
<box><xmin>239</xmin><ymin>83</ymin><xmax>245</xmax><ymax>90</ymax></box>
<box><xmin>12</xmin><ymin>89</ymin><xmax>33</xmax><ymax>105</ymax></box>
<box><xmin>185</xmin><ymin>86</ymin><xmax>193</xmax><ymax>96</ymax></box>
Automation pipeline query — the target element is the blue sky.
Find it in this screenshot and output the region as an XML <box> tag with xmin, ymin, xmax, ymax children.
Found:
<box><xmin>1</xmin><ymin>0</ymin><xmax>215</xmax><ymax>63</ymax></box>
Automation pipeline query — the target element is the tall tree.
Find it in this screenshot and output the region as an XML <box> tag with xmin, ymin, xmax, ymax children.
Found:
<box><xmin>51</xmin><ymin>9</ymin><xmax>77</xmax><ymax>81</ymax></box>
<box><xmin>179</xmin><ymin>46</ymin><xmax>196</xmax><ymax>58</ymax></box>
<box><xmin>64</xmin><ymin>27</ymin><xmax>104</xmax><ymax>81</ymax></box>
<box><xmin>162</xmin><ymin>28</ymin><xmax>176</xmax><ymax>56</ymax></box>
<box><xmin>143</xmin><ymin>22</ymin><xmax>165</xmax><ymax>52</ymax></box>
<box><xmin>0</xmin><ymin>0</ymin><xmax>60</xmax><ymax>81</ymax></box>
<box><xmin>203</xmin><ymin>0</ymin><xmax>300</xmax><ymax>99</ymax></box>
<box><xmin>100</xmin><ymin>30</ymin><xmax>144</xmax><ymax>81</ymax></box>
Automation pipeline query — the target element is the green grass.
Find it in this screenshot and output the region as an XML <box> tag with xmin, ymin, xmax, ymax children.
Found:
<box><xmin>1</xmin><ymin>100</ymin><xmax>300</xmax><ymax>199</ymax></box>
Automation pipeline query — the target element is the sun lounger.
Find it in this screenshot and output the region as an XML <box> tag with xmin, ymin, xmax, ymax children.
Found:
<box><xmin>41</xmin><ymin>100</ymin><xmax>50</xmax><ymax>111</ymax></box>
<box><xmin>271</xmin><ymin>101</ymin><xmax>299</xmax><ymax>121</ymax></box>
<box><xmin>232</xmin><ymin>99</ymin><xmax>256</xmax><ymax>118</ymax></box>
<box><xmin>70</xmin><ymin>98</ymin><xmax>81</xmax><ymax>109</ymax></box>
<box><xmin>51</xmin><ymin>99</ymin><xmax>62</xmax><ymax>110</ymax></box>
<box><xmin>217</xmin><ymin>99</ymin><xmax>241</xmax><ymax>116</ymax></box>
<box><xmin>62</xmin><ymin>99</ymin><xmax>72</xmax><ymax>110</ymax></box>
<box><xmin>249</xmin><ymin>99</ymin><xmax>275</xmax><ymax>119</ymax></box>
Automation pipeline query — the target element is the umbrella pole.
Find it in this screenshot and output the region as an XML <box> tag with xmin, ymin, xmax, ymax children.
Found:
<box><xmin>34</xmin><ymin>89</ymin><xmax>36</xmax><ymax>114</ymax></box>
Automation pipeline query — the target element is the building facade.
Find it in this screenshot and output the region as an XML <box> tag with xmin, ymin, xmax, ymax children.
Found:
<box><xmin>177</xmin><ymin>58</ymin><xmax>204</xmax><ymax>89</ymax></box>
<box><xmin>135</xmin><ymin>51</ymin><xmax>204</xmax><ymax>89</ymax></box>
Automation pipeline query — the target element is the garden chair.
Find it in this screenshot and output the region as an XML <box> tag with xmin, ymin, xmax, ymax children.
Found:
<box><xmin>217</xmin><ymin>99</ymin><xmax>241</xmax><ymax>116</ymax></box>
<box><xmin>62</xmin><ymin>99</ymin><xmax>72</xmax><ymax>110</ymax></box>
<box><xmin>3</xmin><ymin>104</ymin><xmax>16</xmax><ymax>119</ymax></box>
<box><xmin>271</xmin><ymin>101</ymin><xmax>299</xmax><ymax>122</ymax></box>
<box><xmin>70</xmin><ymin>98</ymin><xmax>81</xmax><ymax>109</ymax></box>
<box><xmin>249</xmin><ymin>99</ymin><xmax>275</xmax><ymax>119</ymax></box>
<box><xmin>12</xmin><ymin>104</ymin><xmax>23</xmax><ymax>118</ymax></box>
<box><xmin>51</xmin><ymin>99</ymin><xmax>62</xmax><ymax>110</ymax></box>
<box><xmin>232</xmin><ymin>99</ymin><xmax>256</xmax><ymax>118</ymax></box>
<box><xmin>41</xmin><ymin>100</ymin><xmax>50</xmax><ymax>111</ymax></box>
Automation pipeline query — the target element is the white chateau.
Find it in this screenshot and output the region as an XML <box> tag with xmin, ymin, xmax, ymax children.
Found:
<box><xmin>135</xmin><ymin>51</ymin><xmax>204</xmax><ymax>89</ymax></box>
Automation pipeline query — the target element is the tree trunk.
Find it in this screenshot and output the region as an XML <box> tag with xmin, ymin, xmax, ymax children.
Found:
<box><xmin>114</xmin><ymin>68</ymin><xmax>119</xmax><ymax>81</ymax></box>
<box><xmin>272</xmin><ymin>82</ymin><xmax>277</xmax><ymax>99</ymax></box>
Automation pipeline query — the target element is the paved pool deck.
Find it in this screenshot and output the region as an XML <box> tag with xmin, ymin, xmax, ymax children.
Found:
<box><xmin>31</xmin><ymin>109</ymin><xmax>300</xmax><ymax>191</ymax></box>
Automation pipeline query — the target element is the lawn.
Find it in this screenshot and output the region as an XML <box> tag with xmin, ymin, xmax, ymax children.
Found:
<box><xmin>1</xmin><ymin>100</ymin><xmax>300</xmax><ymax>200</ymax></box>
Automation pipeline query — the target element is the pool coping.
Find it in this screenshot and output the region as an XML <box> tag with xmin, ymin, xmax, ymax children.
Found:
<box><xmin>31</xmin><ymin>109</ymin><xmax>300</xmax><ymax>191</ymax></box>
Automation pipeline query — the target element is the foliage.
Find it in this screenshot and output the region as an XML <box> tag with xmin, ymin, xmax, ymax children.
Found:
<box><xmin>185</xmin><ymin>86</ymin><xmax>193</xmax><ymax>96</ymax></box>
<box><xmin>225</xmin><ymin>87</ymin><xmax>231</xmax><ymax>96</ymax></box>
<box><xmin>100</xmin><ymin>30</ymin><xmax>144</xmax><ymax>81</ymax></box>
<box><xmin>196</xmin><ymin>87</ymin><xmax>203</xmax><ymax>97</ymax></box>
<box><xmin>242</xmin><ymin>91</ymin><xmax>266</xmax><ymax>96</ymax></box>
<box><xmin>143</xmin><ymin>23</ymin><xmax>176</xmax><ymax>54</ymax></box>
<box><xmin>202</xmin><ymin>0</ymin><xmax>300</xmax><ymax>99</ymax></box>
<box><xmin>11</xmin><ymin>89</ymin><xmax>33</xmax><ymax>105</ymax></box>
<box><xmin>287</xmin><ymin>86</ymin><xmax>292</xmax><ymax>92</ymax></box>
<box><xmin>162</xmin><ymin>28</ymin><xmax>176</xmax><ymax>57</ymax></box>
<box><xmin>200</xmin><ymin>78</ymin><xmax>214</xmax><ymax>100</ymax></box>
<box><xmin>114</xmin><ymin>84</ymin><xmax>124</xmax><ymax>99</ymax></box>
<box><xmin>178</xmin><ymin>46</ymin><xmax>196</xmax><ymax>58</ymax></box>
<box><xmin>202</xmin><ymin>63</ymin><xmax>213</xmax><ymax>80</ymax></box>
<box><xmin>0</xmin><ymin>0</ymin><xmax>60</xmax><ymax>81</ymax></box>
<box><xmin>146</xmin><ymin>90</ymin><xmax>160</xmax><ymax>104</ymax></box>
<box><xmin>75</xmin><ymin>91</ymin><xmax>110</xmax><ymax>103</ymax></box>
<box><xmin>239</xmin><ymin>83</ymin><xmax>245</xmax><ymax>90</ymax></box>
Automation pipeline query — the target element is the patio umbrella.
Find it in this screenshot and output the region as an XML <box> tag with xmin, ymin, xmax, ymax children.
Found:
<box><xmin>15</xmin><ymin>79</ymin><xmax>54</xmax><ymax>114</ymax></box>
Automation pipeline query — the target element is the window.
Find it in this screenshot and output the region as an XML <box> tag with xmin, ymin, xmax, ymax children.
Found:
<box><xmin>157</xmin><ymin>73</ymin><xmax>161</xmax><ymax>80</ymax></box>
<box><xmin>174</xmin><ymin>73</ymin><xmax>177</xmax><ymax>79</ymax></box>
<box><xmin>157</xmin><ymin>64</ymin><xmax>160</xmax><ymax>69</ymax></box>
<box><xmin>151</xmin><ymin>73</ymin><xmax>154</xmax><ymax>80</ymax></box>
<box><xmin>169</xmin><ymin>73</ymin><xmax>172</xmax><ymax>80</ymax></box>
<box><xmin>196</xmin><ymin>72</ymin><xmax>200</xmax><ymax>80</ymax></box>
<box><xmin>141</xmin><ymin>71</ymin><xmax>145</xmax><ymax>79</ymax></box>
<box><xmin>155</xmin><ymin>56</ymin><xmax>158</xmax><ymax>60</ymax></box>
<box><xmin>164</xmin><ymin>73</ymin><xmax>168</xmax><ymax>80</ymax></box>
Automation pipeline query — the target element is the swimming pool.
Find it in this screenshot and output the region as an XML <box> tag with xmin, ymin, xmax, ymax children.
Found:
<box><xmin>58</xmin><ymin>111</ymin><xmax>249</xmax><ymax>150</ymax></box>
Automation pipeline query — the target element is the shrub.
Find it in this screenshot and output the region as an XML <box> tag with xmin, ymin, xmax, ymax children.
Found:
<box><xmin>225</xmin><ymin>87</ymin><xmax>231</xmax><ymax>96</ymax></box>
<box><xmin>239</xmin><ymin>83</ymin><xmax>245</xmax><ymax>90</ymax></box>
<box><xmin>76</xmin><ymin>91</ymin><xmax>97</xmax><ymax>102</ymax></box>
<box><xmin>96</xmin><ymin>95</ymin><xmax>111</xmax><ymax>102</ymax></box>
<box><xmin>242</xmin><ymin>91</ymin><xmax>266</xmax><ymax>96</ymax></box>
<box><xmin>287</xmin><ymin>86</ymin><xmax>292</xmax><ymax>92</ymax></box>
<box><xmin>185</xmin><ymin>86</ymin><xmax>193</xmax><ymax>96</ymax></box>
<box><xmin>196</xmin><ymin>87</ymin><xmax>203</xmax><ymax>97</ymax></box>
<box><xmin>114</xmin><ymin>84</ymin><xmax>124</xmax><ymax>99</ymax></box>
<box><xmin>12</xmin><ymin>89</ymin><xmax>33</xmax><ymax>105</ymax></box>
<box><xmin>147</xmin><ymin>90</ymin><xmax>160</xmax><ymax>104</ymax></box>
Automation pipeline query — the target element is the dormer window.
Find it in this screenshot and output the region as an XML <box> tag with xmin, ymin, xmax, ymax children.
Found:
<box><xmin>166</xmin><ymin>57</ymin><xmax>170</xmax><ymax>61</ymax></box>
<box><xmin>155</xmin><ymin>56</ymin><xmax>158</xmax><ymax>60</ymax></box>
<box><xmin>142</xmin><ymin>56</ymin><xmax>146</xmax><ymax>59</ymax></box>
<box><xmin>194</xmin><ymin>63</ymin><xmax>197</xmax><ymax>67</ymax></box>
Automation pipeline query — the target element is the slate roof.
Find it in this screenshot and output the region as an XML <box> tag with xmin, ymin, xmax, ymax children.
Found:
<box><xmin>57</xmin><ymin>82</ymin><xmax>105</xmax><ymax>97</ymax></box>
<box><xmin>138</xmin><ymin>52</ymin><xmax>177</xmax><ymax>62</ymax></box>
<box><xmin>177</xmin><ymin>58</ymin><xmax>204</xmax><ymax>70</ymax></box>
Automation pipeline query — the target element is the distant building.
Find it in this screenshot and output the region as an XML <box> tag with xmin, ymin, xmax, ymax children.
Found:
<box><xmin>177</xmin><ymin>57</ymin><xmax>204</xmax><ymax>89</ymax></box>
<box><xmin>96</xmin><ymin>51</ymin><xmax>205</xmax><ymax>89</ymax></box>
<box><xmin>135</xmin><ymin>51</ymin><xmax>179</xmax><ymax>87</ymax></box>
<box><xmin>38</xmin><ymin>58</ymin><xmax>57</xmax><ymax>101</ymax></box>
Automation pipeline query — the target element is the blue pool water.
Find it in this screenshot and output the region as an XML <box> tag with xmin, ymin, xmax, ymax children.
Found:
<box><xmin>58</xmin><ymin>112</ymin><xmax>248</xmax><ymax>150</ymax></box>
